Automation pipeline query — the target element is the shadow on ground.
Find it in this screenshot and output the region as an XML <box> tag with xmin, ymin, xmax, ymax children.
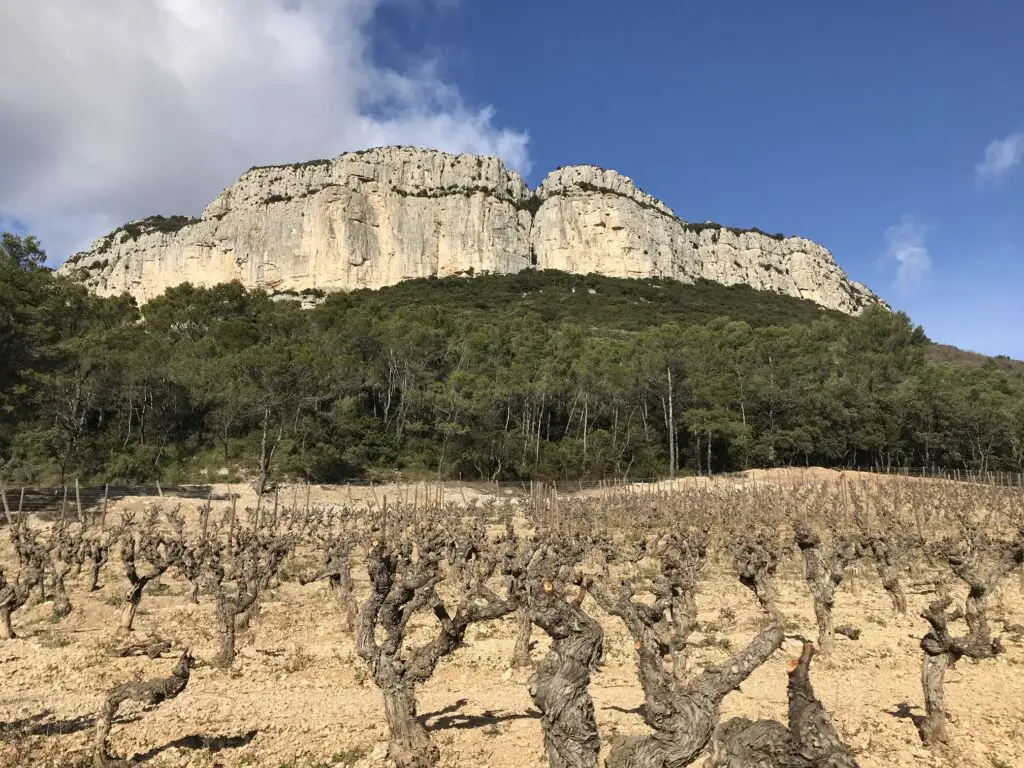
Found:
<box><xmin>130</xmin><ymin>730</ymin><xmax>258</xmax><ymax>762</ymax></box>
<box><xmin>886</xmin><ymin>701</ymin><xmax>926</xmax><ymax>734</ymax></box>
<box><xmin>0</xmin><ymin>709</ymin><xmax>140</xmax><ymax>737</ymax></box>
<box><xmin>419</xmin><ymin>698</ymin><xmax>540</xmax><ymax>731</ymax></box>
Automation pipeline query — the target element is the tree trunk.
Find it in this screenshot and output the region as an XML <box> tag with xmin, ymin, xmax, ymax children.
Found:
<box><xmin>918</xmin><ymin>653</ymin><xmax>950</xmax><ymax>746</ymax></box>
<box><xmin>880</xmin><ymin>571</ymin><xmax>907</xmax><ymax>615</ymax></box>
<box><xmin>119</xmin><ymin>601</ymin><xmax>139</xmax><ymax>634</ymax></box>
<box><xmin>52</xmin><ymin>571</ymin><xmax>72</xmax><ymax>619</ymax></box>
<box><xmin>329</xmin><ymin>562</ymin><xmax>359</xmax><ymax>635</ymax></box>
<box><xmin>528</xmin><ymin>588</ymin><xmax>603</xmax><ymax>768</ymax></box>
<box><xmin>216</xmin><ymin>599</ymin><xmax>237</xmax><ymax>667</ymax></box>
<box><xmin>89</xmin><ymin>560</ymin><xmax>103</xmax><ymax>592</ymax></box>
<box><xmin>667</xmin><ymin>368</ymin><xmax>675</xmax><ymax>478</ymax></box>
<box><xmin>785</xmin><ymin>641</ymin><xmax>858</xmax><ymax>766</ymax></box>
<box><xmin>607</xmin><ymin>619</ymin><xmax>783</xmax><ymax>768</ymax></box>
<box><xmin>812</xmin><ymin>599</ymin><xmax>835</xmax><ymax>657</ymax></box>
<box><xmin>868</xmin><ymin>538</ymin><xmax>906</xmax><ymax>615</ymax></box>
<box><xmin>93</xmin><ymin>651</ymin><xmax>192</xmax><ymax>767</ymax></box>
<box><xmin>668</xmin><ymin>590</ymin><xmax>698</xmax><ymax>679</ymax></box>
<box><xmin>381</xmin><ymin>678</ymin><xmax>438</xmax><ymax>768</ymax></box>
<box><xmin>0</xmin><ymin>607</ymin><xmax>14</xmax><ymax>640</ymax></box>
<box><xmin>510</xmin><ymin>607</ymin><xmax>533</xmax><ymax>668</ymax></box>
<box><xmin>695</xmin><ymin>432</ymin><xmax>701</xmax><ymax>476</ymax></box>
<box><xmin>119</xmin><ymin>583</ymin><xmax>145</xmax><ymax>632</ymax></box>
<box><xmin>235</xmin><ymin>601</ymin><xmax>260</xmax><ymax>632</ymax></box>
<box><xmin>796</xmin><ymin>528</ymin><xmax>842</xmax><ymax>656</ymax></box>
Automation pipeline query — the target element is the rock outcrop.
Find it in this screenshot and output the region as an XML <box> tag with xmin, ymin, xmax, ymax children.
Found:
<box><xmin>59</xmin><ymin>147</ymin><xmax>880</xmax><ymax>314</ymax></box>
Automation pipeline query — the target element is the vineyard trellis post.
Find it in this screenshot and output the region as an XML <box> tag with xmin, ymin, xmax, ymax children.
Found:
<box><xmin>100</xmin><ymin>483</ymin><xmax>109</xmax><ymax>529</ymax></box>
<box><xmin>75</xmin><ymin>478</ymin><xmax>84</xmax><ymax>524</ymax></box>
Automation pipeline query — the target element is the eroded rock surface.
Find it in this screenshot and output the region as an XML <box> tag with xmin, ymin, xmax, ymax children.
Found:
<box><xmin>59</xmin><ymin>147</ymin><xmax>879</xmax><ymax>313</ymax></box>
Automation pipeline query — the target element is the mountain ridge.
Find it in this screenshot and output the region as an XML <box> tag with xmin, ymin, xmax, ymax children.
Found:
<box><xmin>59</xmin><ymin>146</ymin><xmax>883</xmax><ymax>314</ymax></box>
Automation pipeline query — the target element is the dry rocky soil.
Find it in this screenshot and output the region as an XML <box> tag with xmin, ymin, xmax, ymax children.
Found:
<box><xmin>2</xmin><ymin>474</ymin><xmax>1022</xmax><ymax>768</ymax></box>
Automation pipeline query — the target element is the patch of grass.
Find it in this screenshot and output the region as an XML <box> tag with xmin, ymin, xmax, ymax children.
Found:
<box><xmin>718</xmin><ymin>606</ymin><xmax>736</xmax><ymax>628</ymax></box>
<box><xmin>283</xmin><ymin>645</ymin><xmax>315</xmax><ymax>673</ymax></box>
<box><xmin>36</xmin><ymin>630</ymin><xmax>72</xmax><ymax>649</ymax></box>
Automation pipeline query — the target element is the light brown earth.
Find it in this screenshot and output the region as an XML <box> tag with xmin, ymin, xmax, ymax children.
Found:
<box><xmin>2</xmin><ymin>472</ymin><xmax>1022</xmax><ymax>768</ymax></box>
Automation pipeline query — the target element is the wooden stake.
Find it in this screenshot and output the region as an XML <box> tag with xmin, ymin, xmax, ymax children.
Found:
<box><xmin>200</xmin><ymin>492</ymin><xmax>211</xmax><ymax>541</ymax></box>
<box><xmin>75</xmin><ymin>478</ymin><xmax>84</xmax><ymax>524</ymax></box>
<box><xmin>0</xmin><ymin>484</ymin><xmax>11</xmax><ymax>525</ymax></box>
<box><xmin>101</xmin><ymin>484</ymin><xmax>109</xmax><ymax>530</ymax></box>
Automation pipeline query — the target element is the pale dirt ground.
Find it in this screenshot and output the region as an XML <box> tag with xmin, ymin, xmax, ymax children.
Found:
<box><xmin>54</xmin><ymin>466</ymin><xmax>963</xmax><ymax>521</ymax></box>
<box><xmin>2</xmin><ymin>472</ymin><xmax>1023</xmax><ymax>768</ymax></box>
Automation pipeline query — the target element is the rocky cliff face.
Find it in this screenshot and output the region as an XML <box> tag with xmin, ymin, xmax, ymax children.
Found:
<box><xmin>59</xmin><ymin>147</ymin><xmax>879</xmax><ymax>314</ymax></box>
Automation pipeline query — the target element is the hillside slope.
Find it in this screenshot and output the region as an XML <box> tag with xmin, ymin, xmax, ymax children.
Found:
<box><xmin>321</xmin><ymin>268</ymin><xmax>850</xmax><ymax>331</ymax></box>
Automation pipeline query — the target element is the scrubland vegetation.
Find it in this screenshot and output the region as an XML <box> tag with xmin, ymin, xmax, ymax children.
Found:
<box><xmin>3</xmin><ymin>233</ymin><xmax>1024</xmax><ymax>488</ymax></box>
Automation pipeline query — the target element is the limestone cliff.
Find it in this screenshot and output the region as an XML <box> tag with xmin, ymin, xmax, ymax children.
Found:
<box><xmin>59</xmin><ymin>147</ymin><xmax>880</xmax><ymax>314</ymax></box>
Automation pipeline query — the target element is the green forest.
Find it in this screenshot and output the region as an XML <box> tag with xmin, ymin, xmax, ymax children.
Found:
<box><xmin>2</xmin><ymin>232</ymin><xmax>1023</xmax><ymax>487</ymax></box>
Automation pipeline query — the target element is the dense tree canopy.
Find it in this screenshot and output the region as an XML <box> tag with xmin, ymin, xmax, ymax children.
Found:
<box><xmin>2</xmin><ymin>233</ymin><xmax>1022</xmax><ymax>485</ymax></box>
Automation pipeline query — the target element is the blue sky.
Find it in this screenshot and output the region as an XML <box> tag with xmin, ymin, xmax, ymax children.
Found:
<box><xmin>372</xmin><ymin>1</ymin><xmax>1024</xmax><ymax>358</ymax></box>
<box><xmin>2</xmin><ymin>1</ymin><xmax>1021</xmax><ymax>358</ymax></box>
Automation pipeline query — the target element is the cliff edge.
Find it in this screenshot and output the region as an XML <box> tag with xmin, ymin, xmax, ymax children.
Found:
<box><xmin>58</xmin><ymin>147</ymin><xmax>880</xmax><ymax>314</ymax></box>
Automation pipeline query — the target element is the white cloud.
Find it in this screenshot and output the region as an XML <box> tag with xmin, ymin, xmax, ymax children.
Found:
<box><xmin>884</xmin><ymin>217</ymin><xmax>932</xmax><ymax>292</ymax></box>
<box><xmin>0</xmin><ymin>0</ymin><xmax>529</xmax><ymax>262</ymax></box>
<box><xmin>975</xmin><ymin>132</ymin><xmax>1024</xmax><ymax>183</ymax></box>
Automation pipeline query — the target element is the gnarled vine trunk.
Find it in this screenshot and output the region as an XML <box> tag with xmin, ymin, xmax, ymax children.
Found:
<box><xmin>795</xmin><ymin>526</ymin><xmax>857</xmax><ymax>656</ymax></box>
<box><xmin>511</xmin><ymin>607</ymin><xmax>533</xmax><ymax>667</ymax></box>
<box><xmin>786</xmin><ymin>642</ymin><xmax>859</xmax><ymax>766</ymax></box>
<box><xmin>605</xmin><ymin>616</ymin><xmax>783</xmax><ymax>768</ymax></box>
<box><xmin>0</xmin><ymin>565</ymin><xmax>40</xmax><ymax>640</ymax></box>
<box><xmin>868</xmin><ymin>537</ymin><xmax>907</xmax><ymax>615</ymax></box>
<box><xmin>918</xmin><ymin>650</ymin><xmax>951</xmax><ymax>745</ymax></box>
<box><xmin>356</xmin><ymin>528</ymin><xmax>516</xmax><ymax>768</ymax></box>
<box><xmin>600</xmin><ymin>535</ymin><xmax>785</xmax><ymax>768</ymax></box>
<box><xmin>371</xmin><ymin>657</ymin><xmax>438</xmax><ymax>768</ymax></box>
<box><xmin>710</xmin><ymin>641</ymin><xmax>857</xmax><ymax>767</ymax></box>
<box><xmin>528</xmin><ymin>583</ymin><xmax>603</xmax><ymax>768</ymax></box>
<box><xmin>93</xmin><ymin>650</ymin><xmax>193</xmax><ymax>767</ymax></box>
